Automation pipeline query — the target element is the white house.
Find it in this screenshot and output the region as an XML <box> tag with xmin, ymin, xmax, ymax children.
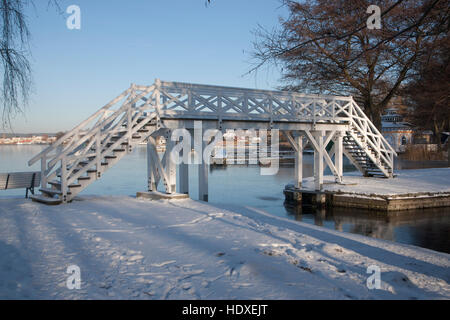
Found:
<box><xmin>381</xmin><ymin>108</ymin><xmax>414</xmax><ymax>153</ymax></box>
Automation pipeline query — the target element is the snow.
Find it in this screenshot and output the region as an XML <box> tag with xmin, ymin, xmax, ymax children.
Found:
<box><xmin>381</xmin><ymin>121</ymin><xmax>413</xmax><ymax>129</ymax></box>
<box><xmin>0</xmin><ymin>195</ymin><xmax>449</xmax><ymax>299</ymax></box>
<box><xmin>300</xmin><ymin>168</ymin><xmax>450</xmax><ymax>197</ymax></box>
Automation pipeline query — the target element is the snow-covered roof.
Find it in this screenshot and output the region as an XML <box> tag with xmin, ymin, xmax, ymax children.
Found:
<box><xmin>381</xmin><ymin>121</ymin><xmax>413</xmax><ymax>130</ymax></box>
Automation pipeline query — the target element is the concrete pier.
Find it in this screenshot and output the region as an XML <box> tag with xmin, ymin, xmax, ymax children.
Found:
<box><xmin>284</xmin><ymin>168</ymin><xmax>450</xmax><ymax>211</ymax></box>
<box><xmin>283</xmin><ymin>188</ymin><xmax>327</xmax><ymax>206</ymax></box>
<box><xmin>284</xmin><ymin>186</ymin><xmax>450</xmax><ymax>211</ymax></box>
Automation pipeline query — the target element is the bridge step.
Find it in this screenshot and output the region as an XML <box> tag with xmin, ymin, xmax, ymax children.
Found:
<box><xmin>110</xmin><ymin>135</ymin><xmax>141</xmax><ymax>141</ymax></box>
<box><xmin>57</xmin><ymin>169</ymin><xmax>80</xmax><ymax>178</ymax></box>
<box><xmin>366</xmin><ymin>173</ymin><xmax>389</xmax><ymax>178</ymax></box>
<box><xmin>48</xmin><ymin>181</ymin><xmax>82</xmax><ymax>189</ymax></box>
<box><xmin>106</xmin><ymin>142</ymin><xmax>128</xmax><ymax>147</ymax></box>
<box><xmin>343</xmin><ymin>130</ymin><xmax>391</xmax><ymax>178</ymax></box>
<box><xmin>40</xmin><ymin>187</ymin><xmax>70</xmax><ymax>196</ymax></box>
<box><xmin>362</xmin><ymin>166</ymin><xmax>390</xmax><ymax>171</ymax></box>
<box><xmin>89</xmin><ymin>148</ymin><xmax>127</xmax><ymax>154</ymax></box>
<box><xmin>30</xmin><ymin>195</ymin><xmax>62</xmax><ymax>205</ymax></box>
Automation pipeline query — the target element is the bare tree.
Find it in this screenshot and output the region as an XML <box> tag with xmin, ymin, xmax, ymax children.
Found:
<box><xmin>250</xmin><ymin>0</ymin><xmax>449</xmax><ymax>129</ymax></box>
<box><xmin>0</xmin><ymin>0</ymin><xmax>32</xmax><ymax>128</ymax></box>
<box><xmin>0</xmin><ymin>0</ymin><xmax>61</xmax><ymax>129</ymax></box>
<box><xmin>404</xmin><ymin>34</ymin><xmax>450</xmax><ymax>151</ymax></box>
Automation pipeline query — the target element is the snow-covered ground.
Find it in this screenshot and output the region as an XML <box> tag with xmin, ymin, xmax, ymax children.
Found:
<box><xmin>300</xmin><ymin>168</ymin><xmax>450</xmax><ymax>197</ymax></box>
<box><xmin>0</xmin><ymin>195</ymin><xmax>449</xmax><ymax>299</ymax></box>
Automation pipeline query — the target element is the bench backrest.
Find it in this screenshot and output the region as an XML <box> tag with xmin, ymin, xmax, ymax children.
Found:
<box><xmin>0</xmin><ymin>172</ymin><xmax>41</xmax><ymax>190</ymax></box>
<box><xmin>0</xmin><ymin>173</ymin><xmax>7</xmax><ymax>190</ymax></box>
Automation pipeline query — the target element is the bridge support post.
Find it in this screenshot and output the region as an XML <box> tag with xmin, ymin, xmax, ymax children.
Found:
<box><xmin>171</xmin><ymin>130</ymin><xmax>190</xmax><ymax>194</ymax></box>
<box><xmin>147</xmin><ymin>139</ymin><xmax>158</xmax><ymax>191</ymax></box>
<box><xmin>198</xmin><ymin>138</ymin><xmax>209</xmax><ymax>202</ymax></box>
<box><xmin>313</xmin><ymin>131</ymin><xmax>324</xmax><ymax>191</ymax></box>
<box><xmin>282</xmin><ymin>130</ymin><xmax>303</xmax><ymax>189</ymax></box>
<box><xmin>165</xmin><ymin>131</ymin><xmax>177</xmax><ymax>193</ymax></box>
<box><xmin>179</xmin><ymin>158</ymin><xmax>189</xmax><ymax>195</ymax></box>
<box><xmin>295</xmin><ymin>134</ymin><xmax>303</xmax><ymax>189</ymax></box>
<box><xmin>334</xmin><ymin>132</ymin><xmax>343</xmax><ymax>181</ymax></box>
<box><xmin>61</xmin><ymin>158</ymin><xmax>68</xmax><ymax>203</ymax></box>
<box><xmin>40</xmin><ymin>155</ymin><xmax>47</xmax><ymax>189</ymax></box>
<box><xmin>147</xmin><ymin>135</ymin><xmax>174</xmax><ymax>194</ymax></box>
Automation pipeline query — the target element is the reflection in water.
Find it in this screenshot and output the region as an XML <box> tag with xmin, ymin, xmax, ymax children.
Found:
<box><xmin>395</xmin><ymin>158</ymin><xmax>448</xmax><ymax>170</ymax></box>
<box><xmin>284</xmin><ymin>204</ymin><xmax>450</xmax><ymax>253</ymax></box>
<box><xmin>1</xmin><ymin>145</ymin><xmax>449</xmax><ymax>253</ymax></box>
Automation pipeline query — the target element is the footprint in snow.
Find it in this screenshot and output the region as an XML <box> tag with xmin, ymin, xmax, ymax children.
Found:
<box><xmin>208</xmin><ymin>212</ymin><xmax>224</xmax><ymax>218</ymax></box>
<box><xmin>151</xmin><ymin>260</ymin><xmax>176</xmax><ymax>267</ymax></box>
<box><xmin>127</xmin><ymin>255</ymin><xmax>144</xmax><ymax>262</ymax></box>
<box><xmin>182</xmin><ymin>282</ymin><xmax>192</xmax><ymax>290</ymax></box>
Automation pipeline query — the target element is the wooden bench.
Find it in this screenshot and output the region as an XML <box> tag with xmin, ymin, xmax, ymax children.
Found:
<box><xmin>0</xmin><ymin>172</ymin><xmax>41</xmax><ymax>198</ymax></box>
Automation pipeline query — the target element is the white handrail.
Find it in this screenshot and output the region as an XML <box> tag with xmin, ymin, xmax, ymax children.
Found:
<box><xmin>350</xmin><ymin>99</ymin><xmax>397</xmax><ymax>155</ymax></box>
<box><xmin>28</xmin><ymin>86</ymin><xmax>133</xmax><ymax>166</ymax></box>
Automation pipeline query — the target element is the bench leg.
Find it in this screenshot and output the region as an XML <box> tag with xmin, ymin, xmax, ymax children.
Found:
<box><xmin>26</xmin><ymin>187</ymin><xmax>34</xmax><ymax>198</ymax></box>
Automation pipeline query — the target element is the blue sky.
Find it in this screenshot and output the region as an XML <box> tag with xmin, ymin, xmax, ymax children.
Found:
<box><xmin>10</xmin><ymin>0</ymin><xmax>287</xmax><ymax>133</ymax></box>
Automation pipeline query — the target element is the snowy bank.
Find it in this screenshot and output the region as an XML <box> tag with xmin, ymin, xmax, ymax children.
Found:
<box><xmin>0</xmin><ymin>196</ymin><xmax>449</xmax><ymax>299</ymax></box>
<box><xmin>284</xmin><ymin>168</ymin><xmax>450</xmax><ymax>211</ymax></box>
<box><xmin>301</xmin><ymin>168</ymin><xmax>450</xmax><ymax>197</ymax></box>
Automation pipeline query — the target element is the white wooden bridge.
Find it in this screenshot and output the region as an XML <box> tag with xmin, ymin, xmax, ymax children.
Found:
<box><xmin>28</xmin><ymin>79</ymin><xmax>396</xmax><ymax>204</ymax></box>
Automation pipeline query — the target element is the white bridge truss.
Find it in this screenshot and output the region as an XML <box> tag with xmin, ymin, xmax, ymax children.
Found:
<box><xmin>28</xmin><ymin>79</ymin><xmax>396</xmax><ymax>204</ymax></box>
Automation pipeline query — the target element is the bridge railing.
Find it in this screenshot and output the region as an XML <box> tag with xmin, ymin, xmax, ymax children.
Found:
<box><xmin>28</xmin><ymin>84</ymin><xmax>156</xmax><ymax>190</ymax></box>
<box><xmin>348</xmin><ymin>99</ymin><xmax>397</xmax><ymax>172</ymax></box>
<box><xmin>154</xmin><ymin>80</ymin><xmax>355</xmax><ymax>124</ymax></box>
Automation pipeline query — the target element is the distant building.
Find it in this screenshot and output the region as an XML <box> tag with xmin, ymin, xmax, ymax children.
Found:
<box><xmin>0</xmin><ymin>134</ymin><xmax>57</xmax><ymax>145</ymax></box>
<box><xmin>381</xmin><ymin>102</ymin><xmax>414</xmax><ymax>153</ymax></box>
